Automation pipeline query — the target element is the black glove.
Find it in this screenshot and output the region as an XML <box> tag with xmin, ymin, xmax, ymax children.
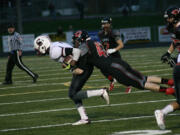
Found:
<box><xmin>167</xmin><ymin>57</ymin><xmax>177</xmax><ymax>67</ymax></box>
<box><xmin>161</xmin><ymin>52</ymin><xmax>171</xmax><ymax>63</ymax></box>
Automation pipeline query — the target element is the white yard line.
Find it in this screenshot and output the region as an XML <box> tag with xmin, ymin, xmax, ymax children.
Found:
<box><xmin>0</xmin><ymin>61</ymin><xmax>164</xmax><ymax>75</ymax></box>
<box><xmin>0</xmin><ymin>99</ymin><xmax>175</xmax><ymax>117</ymax></box>
<box><xmin>0</xmin><ymin>69</ymin><xmax>172</xmax><ymax>90</ymax></box>
<box><xmin>0</xmin><ymin>78</ymin><xmax>107</xmax><ymax>90</ymax></box>
<box><xmin>0</xmin><ymin>90</ymin><xmax>150</xmax><ymax>105</ymax></box>
<box><xmin>0</xmin><ymin>113</ymin><xmax>179</xmax><ymax>132</ymax></box>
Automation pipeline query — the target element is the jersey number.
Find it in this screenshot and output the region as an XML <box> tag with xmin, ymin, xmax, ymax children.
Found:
<box><xmin>94</xmin><ymin>42</ymin><xmax>107</xmax><ymax>57</ymax></box>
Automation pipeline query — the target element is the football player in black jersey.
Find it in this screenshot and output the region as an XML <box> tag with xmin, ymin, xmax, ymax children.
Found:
<box><xmin>73</xmin><ymin>30</ymin><xmax>175</xmax><ymax>94</ymax></box>
<box><xmin>98</xmin><ymin>17</ymin><xmax>123</xmax><ymax>58</ymax></box>
<box><xmin>155</xmin><ymin>7</ymin><xmax>180</xmax><ymax>130</ymax></box>
<box><xmin>98</xmin><ymin>17</ymin><xmax>128</xmax><ymax>91</ymax></box>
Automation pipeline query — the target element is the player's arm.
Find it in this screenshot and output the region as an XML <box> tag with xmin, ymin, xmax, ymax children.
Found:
<box><xmin>16</xmin><ymin>33</ymin><xmax>23</xmax><ymax>56</ymax></box>
<box><xmin>51</xmin><ymin>47</ymin><xmax>81</xmax><ymax>64</ymax></box>
<box><xmin>161</xmin><ymin>43</ymin><xmax>175</xmax><ymax>62</ymax></box>
<box><xmin>65</xmin><ymin>48</ymin><xmax>81</xmax><ymax>65</ymax></box>
<box><xmin>107</xmin><ymin>31</ymin><xmax>124</xmax><ymax>54</ymax></box>
<box><xmin>115</xmin><ymin>39</ymin><xmax>124</xmax><ymax>51</ymax></box>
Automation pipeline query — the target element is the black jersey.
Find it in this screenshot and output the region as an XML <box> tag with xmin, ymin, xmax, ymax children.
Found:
<box><xmin>98</xmin><ymin>29</ymin><xmax>121</xmax><ymax>58</ymax></box>
<box><xmin>84</xmin><ymin>39</ymin><xmax>145</xmax><ymax>89</ymax></box>
<box><xmin>86</xmin><ymin>40</ymin><xmax>112</xmax><ymax>71</ymax></box>
<box><xmin>168</xmin><ymin>23</ymin><xmax>180</xmax><ymax>52</ymax></box>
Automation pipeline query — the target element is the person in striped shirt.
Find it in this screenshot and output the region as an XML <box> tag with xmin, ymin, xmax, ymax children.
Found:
<box><xmin>2</xmin><ymin>24</ymin><xmax>38</xmax><ymax>85</ymax></box>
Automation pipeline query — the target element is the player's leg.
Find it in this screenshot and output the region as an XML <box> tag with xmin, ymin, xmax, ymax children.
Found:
<box><xmin>3</xmin><ymin>54</ymin><xmax>15</xmax><ymax>84</ymax></box>
<box><xmin>14</xmin><ymin>51</ymin><xmax>38</xmax><ymax>83</ymax></box>
<box><xmin>144</xmin><ymin>81</ymin><xmax>174</xmax><ymax>94</ymax></box>
<box><xmin>69</xmin><ymin>65</ymin><xmax>109</xmax><ymax>125</ymax></box>
<box><xmin>147</xmin><ymin>76</ymin><xmax>174</xmax><ymax>86</ymax></box>
<box><xmin>110</xmin><ymin>61</ymin><xmax>173</xmax><ymax>94</ymax></box>
<box><xmin>69</xmin><ymin>66</ymin><xmax>109</xmax><ymax>104</ymax></box>
<box><xmin>154</xmin><ymin>64</ymin><xmax>180</xmax><ymax>129</ymax></box>
<box><xmin>69</xmin><ymin>66</ymin><xmax>93</xmax><ymax>125</ymax></box>
<box><xmin>110</xmin><ymin>61</ymin><xmax>145</xmax><ymax>90</ymax></box>
<box><xmin>100</xmin><ymin>69</ymin><xmax>116</xmax><ymax>91</ymax></box>
<box><xmin>173</xmin><ymin>64</ymin><xmax>180</xmax><ymax>104</ymax></box>
<box><xmin>154</xmin><ymin>101</ymin><xmax>179</xmax><ymax>130</ymax></box>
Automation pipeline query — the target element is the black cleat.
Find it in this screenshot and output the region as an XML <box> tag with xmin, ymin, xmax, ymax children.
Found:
<box><xmin>33</xmin><ymin>74</ymin><xmax>39</xmax><ymax>83</ymax></box>
<box><xmin>2</xmin><ymin>81</ymin><xmax>12</xmax><ymax>85</ymax></box>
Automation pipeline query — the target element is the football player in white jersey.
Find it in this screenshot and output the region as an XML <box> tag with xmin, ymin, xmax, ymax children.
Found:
<box><xmin>34</xmin><ymin>35</ymin><xmax>109</xmax><ymax>126</ymax></box>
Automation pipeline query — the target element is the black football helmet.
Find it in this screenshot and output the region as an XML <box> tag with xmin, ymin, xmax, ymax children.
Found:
<box><xmin>164</xmin><ymin>7</ymin><xmax>180</xmax><ymax>23</ymax></box>
<box><xmin>101</xmin><ymin>17</ymin><xmax>112</xmax><ymax>24</ymax></box>
<box><xmin>72</xmin><ymin>30</ymin><xmax>89</xmax><ymax>43</ymax></box>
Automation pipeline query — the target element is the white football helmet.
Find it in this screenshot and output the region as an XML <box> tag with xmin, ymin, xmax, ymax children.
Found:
<box><xmin>34</xmin><ymin>35</ymin><xmax>51</xmax><ymax>54</ymax></box>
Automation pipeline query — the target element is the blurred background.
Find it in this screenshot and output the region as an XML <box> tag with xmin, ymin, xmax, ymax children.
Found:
<box><xmin>1</xmin><ymin>0</ymin><xmax>180</xmax><ymax>54</ymax></box>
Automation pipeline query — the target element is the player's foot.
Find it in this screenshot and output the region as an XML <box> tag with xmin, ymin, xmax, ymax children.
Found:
<box><xmin>165</xmin><ymin>88</ymin><xmax>175</xmax><ymax>95</ymax></box>
<box><xmin>101</xmin><ymin>88</ymin><xmax>110</xmax><ymax>105</ymax></box>
<box><xmin>167</xmin><ymin>79</ymin><xmax>174</xmax><ymax>86</ymax></box>
<box><xmin>109</xmin><ymin>79</ymin><xmax>116</xmax><ymax>91</ymax></box>
<box><xmin>33</xmin><ymin>73</ymin><xmax>39</xmax><ymax>83</ymax></box>
<box><xmin>125</xmin><ymin>86</ymin><xmax>132</xmax><ymax>93</ymax></box>
<box><xmin>72</xmin><ymin>119</ymin><xmax>91</xmax><ymax>126</ymax></box>
<box><xmin>154</xmin><ymin>110</ymin><xmax>166</xmax><ymax>130</ymax></box>
<box><xmin>2</xmin><ymin>81</ymin><xmax>12</xmax><ymax>85</ymax></box>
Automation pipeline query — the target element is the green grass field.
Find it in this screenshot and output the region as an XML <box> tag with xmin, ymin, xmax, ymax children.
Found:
<box><xmin>0</xmin><ymin>47</ymin><xmax>179</xmax><ymax>135</ymax></box>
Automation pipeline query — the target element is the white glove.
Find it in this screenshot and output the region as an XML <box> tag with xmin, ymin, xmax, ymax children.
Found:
<box><xmin>107</xmin><ymin>48</ymin><xmax>116</xmax><ymax>54</ymax></box>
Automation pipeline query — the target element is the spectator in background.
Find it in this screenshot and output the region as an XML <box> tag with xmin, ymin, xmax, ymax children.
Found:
<box><xmin>75</xmin><ymin>0</ymin><xmax>84</xmax><ymax>19</ymax></box>
<box><xmin>122</xmin><ymin>4</ymin><xmax>129</xmax><ymax>16</ymax></box>
<box><xmin>49</xmin><ymin>26</ymin><xmax>66</xmax><ymax>42</ymax></box>
<box><xmin>48</xmin><ymin>1</ymin><xmax>56</xmax><ymax>17</ymax></box>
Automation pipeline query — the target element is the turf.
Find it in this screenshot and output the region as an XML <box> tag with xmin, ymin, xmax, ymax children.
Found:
<box><xmin>0</xmin><ymin>47</ymin><xmax>179</xmax><ymax>135</ymax></box>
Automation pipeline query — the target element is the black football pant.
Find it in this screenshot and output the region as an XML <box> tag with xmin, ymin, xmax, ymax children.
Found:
<box><xmin>68</xmin><ymin>65</ymin><xmax>94</xmax><ymax>106</ymax></box>
<box><xmin>110</xmin><ymin>59</ymin><xmax>146</xmax><ymax>89</ymax></box>
<box><xmin>101</xmin><ymin>54</ymin><xmax>122</xmax><ymax>82</ymax></box>
<box><xmin>173</xmin><ymin>64</ymin><xmax>180</xmax><ymax>104</ymax></box>
<box><xmin>5</xmin><ymin>50</ymin><xmax>36</xmax><ymax>82</ymax></box>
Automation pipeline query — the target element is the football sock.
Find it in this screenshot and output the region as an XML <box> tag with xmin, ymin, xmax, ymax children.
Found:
<box><xmin>108</xmin><ymin>75</ymin><xmax>113</xmax><ymax>82</ymax></box>
<box><xmin>77</xmin><ymin>106</ymin><xmax>88</xmax><ymax>120</ymax></box>
<box><xmin>87</xmin><ymin>89</ymin><xmax>104</xmax><ymax>98</ymax></box>
<box><xmin>159</xmin><ymin>86</ymin><xmax>167</xmax><ymax>92</ymax></box>
<box><xmin>162</xmin><ymin>105</ymin><xmax>174</xmax><ymax>115</ymax></box>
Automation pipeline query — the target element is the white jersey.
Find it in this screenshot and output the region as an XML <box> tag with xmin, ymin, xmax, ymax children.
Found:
<box><xmin>49</xmin><ymin>42</ymin><xmax>73</xmax><ymax>63</ymax></box>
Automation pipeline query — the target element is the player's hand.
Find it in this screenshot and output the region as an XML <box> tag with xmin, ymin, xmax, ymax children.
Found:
<box><xmin>161</xmin><ymin>52</ymin><xmax>170</xmax><ymax>63</ymax></box>
<box><xmin>72</xmin><ymin>68</ymin><xmax>84</xmax><ymax>75</ymax></box>
<box><xmin>62</xmin><ymin>63</ymin><xmax>73</xmax><ymax>70</ymax></box>
<box><xmin>18</xmin><ymin>50</ymin><xmax>22</xmax><ymax>56</ymax></box>
<box><xmin>107</xmin><ymin>48</ymin><xmax>116</xmax><ymax>54</ymax></box>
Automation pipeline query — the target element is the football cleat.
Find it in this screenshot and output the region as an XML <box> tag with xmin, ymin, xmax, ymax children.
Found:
<box><xmin>166</xmin><ymin>88</ymin><xmax>175</xmax><ymax>95</ymax></box>
<box><xmin>2</xmin><ymin>81</ymin><xmax>12</xmax><ymax>85</ymax></box>
<box><xmin>72</xmin><ymin>119</ymin><xmax>91</xmax><ymax>126</ymax></box>
<box><xmin>109</xmin><ymin>78</ymin><xmax>116</xmax><ymax>91</ymax></box>
<box><xmin>109</xmin><ymin>81</ymin><xmax>114</xmax><ymax>91</ymax></box>
<box><xmin>154</xmin><ymin>110</ymin><xmax>166</xmax><ymax>130</ymax></box>
<box><xmin>101</xmin><ymin>88</ymin><xmax>110</xmax><ymax>105</ymax></box>
<box><xmin>33</xmin><ymin>73</ymin><xmax>39</xmax><ymax>83</ymax></box>
<box><xmin>125</xmin><ymin>86</ymin><xmax>132</xmax><ymax>93</ymax></box>
<box><xmin>167</xmin><ymin>79</ymin><xmax>174</xmax><ymax>86</ymax></box>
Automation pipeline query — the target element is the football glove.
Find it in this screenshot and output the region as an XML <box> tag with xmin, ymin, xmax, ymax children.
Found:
<box><xmin>107</xmin><ymin>48</ymin><xmax>116</xmax><ymax>54</ymax></box>
<box><xmin>62</xmin><ymin>62</ymin><xmax>77</xmax><ymax>72</ymax></box>
<box><xmin>161</xmin><ymin>52</ymin><xmax>171</xmax><ymax>63</ymax></box>
<box><xmin>167</xmin><ymin>57</ymin><xmax>177</xmax><ymax>67</ymax></box>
